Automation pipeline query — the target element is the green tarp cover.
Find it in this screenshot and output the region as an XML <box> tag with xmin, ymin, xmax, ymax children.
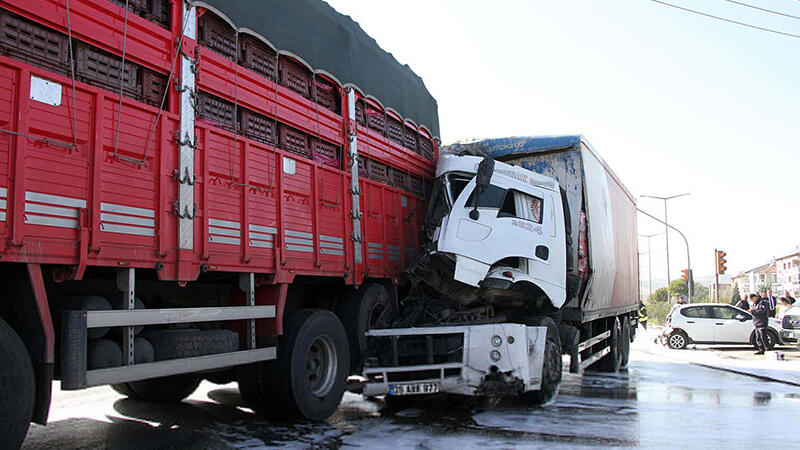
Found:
<box><xmin>199</xmin><ymin>0</ymin><xmax>440</xmax><ymax>137</ymax></box>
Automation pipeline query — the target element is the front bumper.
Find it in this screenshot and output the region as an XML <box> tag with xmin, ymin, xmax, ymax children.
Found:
<box><xmin>361</xmin><ymin>324</ymin><xmax>546</xmax><ymax>398</ymax></box>
<box><xmin>780</xmin><ymin>329</ymin><xmax>800</xmax><ymax>344</ymax></box>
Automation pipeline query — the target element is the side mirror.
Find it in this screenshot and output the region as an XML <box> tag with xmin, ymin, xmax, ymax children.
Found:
<box><xmin>736</xmin><ymin>315</ymin><xmax>747</xmax><ymax>322</ymax></box>
<box><xmin>469</xmin><ymin>156</ymin><xmax>495</xmax><ymax>220</ymax></box>
<box><xmin>475</xmin><ymin>155</ymin><xmax>495</xmax><ymax>189</ymax></box>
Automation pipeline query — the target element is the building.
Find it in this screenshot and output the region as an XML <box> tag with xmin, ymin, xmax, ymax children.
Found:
<box><xmin>773</xmin><ymin>248</ymin><xmax>800</xmax><ymax>297</ymax></box>
<box><xmin>731</xmin><ymin>262</ymin><xmax>776</xmax><ymax>297</ymax></box>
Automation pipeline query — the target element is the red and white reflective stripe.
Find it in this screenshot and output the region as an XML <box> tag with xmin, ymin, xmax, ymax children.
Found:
<box><xmin>319</xmin><ymin>234</ymin><xmax>344</xmax><ymax>256</ymax></box>
<box><xmin>285</xmin><ymin>230</ymin><xmax>313</xmax><ymax>253</ymax></box>
<box><xmin>100</xmin><ymin>202</ymin><xmax>155</xmax><ymax>237</ymax></box>
<box><xmin>209</xmin><ymin>218</ymin><xmax>241</xmax><ymax>246</ymax></box>
<box><xmin>24</xmin><ymin>191</ymin><xmax>86</xmax><ymax>229</ymax></box>
<box><xmin>249</xmin><ymin>224</ymin><xmax>276</xmax><ymax>249</ymax></box>
<box><xmin>0</xmin><ymin>187</ymin><xmax>6</xmax><ymax>222</ymax></box>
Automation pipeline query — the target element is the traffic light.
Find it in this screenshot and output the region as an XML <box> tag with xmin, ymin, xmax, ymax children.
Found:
<box><xmin>681</xmin><ymin>269</ymin><xmax>689</xmax><ymax>280</ymax></box>
<box><xmin>716</xmin><ymin>250</ymin><xmax>727</xmax><ymax>275</ymax></box>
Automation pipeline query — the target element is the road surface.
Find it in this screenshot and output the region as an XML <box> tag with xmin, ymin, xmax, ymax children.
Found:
<box><xmin>22</xmin><ymin>334</ymin><xmax>800</xmax><ymax>449</ymax></box>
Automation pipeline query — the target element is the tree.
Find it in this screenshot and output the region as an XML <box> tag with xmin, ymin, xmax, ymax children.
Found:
<box><xmin>646</xmin><ymin>287</ymin><xmax>671</xmax><ymax>325</ymax></box>
<box><xmin>668</xmin><ymin>278</ymin><xmax>707</xmax><ymax>302</ymax></box>
<box><xmin>729</xmin><ymin>286</ymin><xmax>741</xmax><ymax>306</ymax></box>
<box><xmin>668</xmin><ymin>278</ymin><xmax>688</xmax><ymax>299</ymax></box>
<box><xmin>648</xmin><ymin>287</ymin><xmax>669</xmax><ymax>304</ymax></box>
<box><xmin>691</xmin><ymin>283</ymin><xmax>709</xmax><ymax>302</ymax></box>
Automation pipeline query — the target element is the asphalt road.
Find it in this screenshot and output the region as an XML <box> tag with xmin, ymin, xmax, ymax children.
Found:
<box><xmin>22</xmin><ymin>339</ymin><xmax>800</xmax><ymax>449</ymax></box>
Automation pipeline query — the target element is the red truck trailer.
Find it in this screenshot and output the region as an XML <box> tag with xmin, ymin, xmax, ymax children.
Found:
<box><xmin>0</xmin><ymin>0</ymin><xmax>438</xmax><ymax>446</ymax></box>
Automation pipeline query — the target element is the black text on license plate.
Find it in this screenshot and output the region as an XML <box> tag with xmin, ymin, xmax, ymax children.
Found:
<box><xmin>388</xmin><ymin>382</ymin><xmax>439</xmax><ymax>396</ymax></box>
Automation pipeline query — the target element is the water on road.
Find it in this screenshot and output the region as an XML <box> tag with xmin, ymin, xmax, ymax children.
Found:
<box><xmin>22</xmin><ymin>344</ymin><xmax>800</xmax><ymax>449</ymax></box>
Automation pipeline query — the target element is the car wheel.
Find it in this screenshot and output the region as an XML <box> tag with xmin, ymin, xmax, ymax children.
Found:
<box><xmin>766</xmin><ymin>330</ymin><xmax>778</xmax><ymax>350</ymax></box>
<box><xmin>749</xmin><ymin>330</ymin><xmax>777</xmax><ymax>350</ymax></box>
<box><xmin>667</xmin><ymin>330</ymin><xmax>688</xmax><ymax>350</ymax></box>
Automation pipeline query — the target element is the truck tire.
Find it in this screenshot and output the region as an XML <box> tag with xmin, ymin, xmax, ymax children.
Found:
<box><xmin>339</xmin><ymin>283</ymin><xmax>393</xmax><ymax>372</ymax></box>
<box><xmin>124</xmin><ymin>374</ymin><xmax>201</xmax><ymax>403</ymax></box>
<box><xmin>238</xmin><ymin>309</ymin><xmax>348</xmax><ymax>421</ymax></box>
<box><xmin>87</xmin><ymin>339</ymin><xmax>122</xmax><ymax>370</ymax></box>
<box><xmin>110</xmin><ymin>338</ymin><xmax>156</xmax><ymax>398</ymax></box>
<box><xmin>592</xmin><ymin>317</ymin><xmax>621</xmax><ymax>372</ymax></box>
<box><xmin>0</xmin><ymin>318</ymin><xmax>35</xmax><ymax>450</ymax></box>
<box><xmin>620</xmin><ymin>316</ymin><xmax>631</xmax><ymax>368</ymax></box>
<box><xmin>521</xmin><ymin>316</ymin><xmax>562</xmax><ymax>406</ymax></box>
<box><xmin>141</xmin><ymin>328</ymin><xmax>239</xmax><ymax>360</ymax></box>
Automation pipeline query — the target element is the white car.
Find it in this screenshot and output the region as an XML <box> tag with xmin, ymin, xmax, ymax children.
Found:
<box><xmin>780</xmin><ymin>305</ymin><xmax>800</xmax><ymax>344</ymax></box>
<box><xmin>664</xmin><ymin>303</ymin><xmax>783</xmax><ymax>350</ymax></box>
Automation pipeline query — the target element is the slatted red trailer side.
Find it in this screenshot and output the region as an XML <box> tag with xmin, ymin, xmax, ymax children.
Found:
<box><xmin>0</xmin><ymin>1</ymin><xmax>439</xmax><ymax>444</ymax></box>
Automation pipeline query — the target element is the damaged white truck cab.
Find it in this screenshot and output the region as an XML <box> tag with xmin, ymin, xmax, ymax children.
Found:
<box><xmin>431</xmin><ymin>154</ymin><xmax>567</xmax><ymax>308</ymax></box>
<box><xmin>361</xmin><ymin>153</ymin><xmax>566</xmax><ymax>404</ymax></box>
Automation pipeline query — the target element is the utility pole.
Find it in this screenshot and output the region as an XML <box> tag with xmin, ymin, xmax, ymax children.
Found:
<box><xmin>640</xmin><ymin>193</ymin><xmax>689</xmax><ymax>287</ymax></box>
<box><xmin>637</xmin><ymin>208</ymin><xmax>693</xmax><ymax>299</ymax></box>
<box><xmin>715</xmin><ymin>248</ymin><xmax>719</xmax><ymax>302</ymax></box>
<box><xmin>639</xmin><ymin>233</ymin><xmax>662</xmax><ymax>297</ymax></box>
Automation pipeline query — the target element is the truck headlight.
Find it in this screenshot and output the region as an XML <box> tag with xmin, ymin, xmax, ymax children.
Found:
<box><xmin>490</xmin><ymin>350</ymin><xmax>502</xmax><ymax>361</ymax></box>
<box><xmin>491</xmin><ymin>335</ymin><xmax>503</xmax><ymax>347</ymax></box>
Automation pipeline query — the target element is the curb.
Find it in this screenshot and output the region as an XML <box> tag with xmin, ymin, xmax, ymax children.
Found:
<box><xmin>688</xmin><ymin>361</ymin><xmax>800</xmax><ymax>387</ymax></box>
<box><xmin>634</xmin><ymin>347</ymin><xmax>800</xmax><ymax>387</ymax></box>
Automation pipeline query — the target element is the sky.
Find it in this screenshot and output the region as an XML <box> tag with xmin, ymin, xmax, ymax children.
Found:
<box><xmin>325</xmin><ymin>0</ymin><xmax>800</xmax><ymax>292</ymax></box>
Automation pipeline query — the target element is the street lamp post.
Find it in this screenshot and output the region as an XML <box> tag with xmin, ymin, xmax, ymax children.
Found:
<box><xmin>637</xmin><ymin>208</ymin><xmax>693</xmax><ymax>299</ymax></box>
<box><xmin>640</xmin><ymin>193</ymin><xmax>689</xmax><ymax>286</ymax></box>
<box><xmin>639</xmin><ymin>233</ymin><xmax>663</xmax><ymax>297</ymax></box>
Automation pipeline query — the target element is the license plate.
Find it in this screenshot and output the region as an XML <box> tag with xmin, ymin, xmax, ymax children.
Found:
<box><xmin>388</xmin><ymin>382</ymin><xmax>439</xmax><ymax>396</ymax></box>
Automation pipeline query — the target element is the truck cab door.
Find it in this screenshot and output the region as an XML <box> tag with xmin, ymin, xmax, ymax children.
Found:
<box><xmin>438</xmin><ymin>177</ymin><xmax>566</xmax><ymax>306</ymax></box>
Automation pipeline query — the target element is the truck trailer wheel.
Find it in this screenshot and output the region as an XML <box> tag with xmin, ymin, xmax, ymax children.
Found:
<box><xmin>339</xmin><ymin>283</ymin><xmax>393</xmax><ymax>372</ymax></box>
<box><xmin>521</xmin><ymin>317</ymin><xmax>562</xmax><ymax>406</ymax></box>
<box><xmin>592</xmin><ymin>317</ymin><xmax>621</xmax><ymax>372</ymax></box>
<box><xmin>239</xmin><ymin>309</ymin><xmax>348</xmax><ymax>421</ymax></box>
<box><xmin>620</xmin><ymin>316</ymin><xmax>631</xmax><ymax>368</ymax></box>
<box><xmin>0</xmin><ymin>318</ymin><xmax>35</xmax><ymax>450</ymax></box>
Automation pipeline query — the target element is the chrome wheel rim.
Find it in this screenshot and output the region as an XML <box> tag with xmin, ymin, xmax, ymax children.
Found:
<box><xmin>669</xmin><ymin>335</ymin><xmax>684</xmax><ymax>348</ymax></box>
<box><xmin>306</xmin><ymin>334</ymin><xmax>337</xmax><ymax>396</ymax></box>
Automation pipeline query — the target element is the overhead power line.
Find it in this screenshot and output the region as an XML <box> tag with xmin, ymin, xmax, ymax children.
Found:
<box><xmin>648</xmin><ymin>0</ymin><xmax>800</xmax><ymax>39</ymax></box>
<box><xmin>721</xmin><ymin>0</ymin><xmax>800</xmax><ymax>21</ymax></box>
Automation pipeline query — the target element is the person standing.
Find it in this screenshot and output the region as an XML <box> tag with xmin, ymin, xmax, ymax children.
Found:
<box><xmin>766</xmin><ymin>289</ymin><xmax>777</xmax><ymax>318</ymax></box>
<box><xmin>777</xmin><ymin>298</ymin><xmax>790</xmax><ymax>319</ymax></box>
<box><xmin>750</xmin><ymin>293</ymin><xmax>769</xmax><ymax>355</ymax></box>
<box><xmin>735</xmin><ymin>295</ymin><xmax>750</xmax><ymax>311</ymax></box>
<box><xmin>786</xmin><ymin>291</ymin><xmax>796</xmax><ymax>306</ymax></box>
